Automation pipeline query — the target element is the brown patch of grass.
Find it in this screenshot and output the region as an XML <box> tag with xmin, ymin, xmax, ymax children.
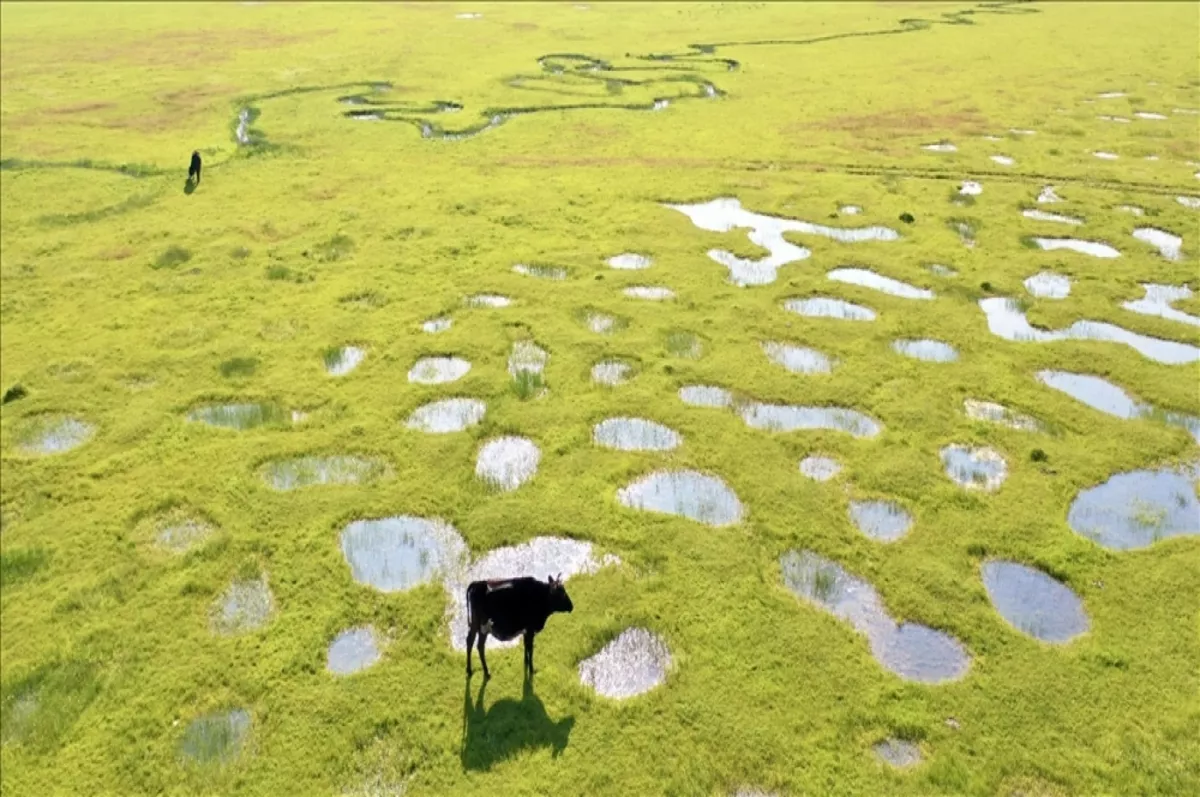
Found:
<box><xmin>44</xmin><ymin>102</ymin><xmax>117</xmax><ymax>115</ymax></box>
<box><xmin>100</xmin><ymin>246</ymin><xmax>135</xmax><ymax>261</ymax></box>
<box><xmin>42</xmin><ymin>28</ymin><xmax>334</xmax><ymax>68</ymax></box>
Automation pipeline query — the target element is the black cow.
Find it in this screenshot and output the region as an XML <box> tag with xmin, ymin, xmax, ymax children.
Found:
<box><xmin>188</xmin><ymin>150</ymin><xmax>202</xmax><ymax>184</ymax></box>
<box><xmin>465</xmin><ymin>574</ymin><xmax>573</xmax><ymax>680</ymax></box>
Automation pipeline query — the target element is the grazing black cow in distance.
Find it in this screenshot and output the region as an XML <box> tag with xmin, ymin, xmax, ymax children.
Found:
<box><xmin>466</xmin><ymin>574</ymin><xmax>573</xmax><ymax>680</ymax></box>
<box><xmin>188</xmin><ymin>150</ymin><xmax>202</xmax><ymax>184</ymax></box>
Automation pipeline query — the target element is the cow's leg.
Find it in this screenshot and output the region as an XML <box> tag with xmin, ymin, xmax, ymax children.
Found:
<box><xmin>524</xmin><ymin>631</ymin><xmax>535</xmax><ymax>676</ymax></box>
<box><xmin>477</xmin><ymin>631</ymin><xmax>490</xmax><ymax>680</ymax></box>
<box><xmin>465</xmin><ymin>625</ymin><xmax>476</xmax><ymax>677</ymax></box>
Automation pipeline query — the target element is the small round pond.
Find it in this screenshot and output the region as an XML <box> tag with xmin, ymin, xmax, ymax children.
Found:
<box><xmin>783</xmin><ymin>297</ymin><xmax>876</xmax><ymax>321</ymax></box>
<box><xmin>763</xmin><ymin>342</ymin><xmax>836</xmax><ymax>374</ymax></box>
<box><xmin>892</xmin><ymin>339</ymin><xmax>958</xmax><ymax>362</ymax></box>
<box><xmin>617</xmin><ymin>470</ymin><xmax>743</xmax><ymax>526</ymax></box>
<box><xmin>799</xmin><ymin>456</ymin><xmax>842</xmax><ymax>481</ymax></box>
<box><xmin>180</xmin><ymin>708</ymin><xmax>251</xmax><ymax>766</ymax></box>
<box><xmin>187</xmin><ymin>403</ymin><xmax>289</xmax><ymax>430</ymax></box>
<box><xmin>327</xmin><ymin>626</ymin><xmax>382</xmax><ymax>676</ymax></box>
<box><xmin>405</xmin><ymin>398</ymin><xmax>486</xmax><ymax>433</ymax></box>
<box><xmin>578</xmin><ymin>627</ymin><xmax>671</xmax><ymax>699</ymax></box>
<box><xmin>592</xmin><ymin>360</ymin><xmax>632</xmax><ymax>386</ymax></box>
<box><xmin>940</xmin><ymin>445</ymin><xmax>1007</xmax><ymax>491</ymax></box>
<box><xmin>1066</xmin><ymin>466</ymin><xmax>1199</xmax><ymax>550</ymax></box>
<box><xmin>262</xmin><ymin>455</ymin><xmax>389</xmax><ymax>491</ymax></box>
<box><xmin>981</xmin><ymin>561</ymin><xmax>1089</xmax><ymax>643</ymax></box>
<box><xmin>849</xmin><ymin>500</ymin><xmax>912</xmax><ymax>542</ymax></box>
<box><xmin>476</xmin><ymin>436</ymin><xmax>540</xmax><ymax>491</ymax></box>
<box><xmin>408</xmin><ymin>356</ymin><xmax>471</xmax><ymax>384</ymax></box>
<box><xmin>340</xmin><ymin>516</ymin><xmax>468</xmax><ymax>592</ymax></box>
<box><xmin>211</xmin><ymin>575</ymin><xmax>274</xmax><ymax>635</ymax></box>
<box><xmin>16</xmin><ymin>416</ymin><xmax>95</xmax><ymax>455</ymax></box>
<box><xmin>593</xmin><ymin>418</ymin><xmax>682</xmax><ymax>451</ymax></box>
<box><xmin>679</xmin><ymin>385</ymin><xmax>733</xmax><ymax>408</ymax></box>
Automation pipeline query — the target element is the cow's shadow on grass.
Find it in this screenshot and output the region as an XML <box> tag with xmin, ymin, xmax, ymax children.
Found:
<box><xmin>183</xmin><ymin>178</ymin><xmax>196</xmax><ymax>195</ymax></box>
<box><xmin>460</xmin><ymin>675</ymin><xmax>574</xmax><ymax>771</ymax></box>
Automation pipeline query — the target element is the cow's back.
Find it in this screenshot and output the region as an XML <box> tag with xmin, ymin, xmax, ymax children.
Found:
<box><xmin>469</xmin><ymin>577</ymin><xmax>547</xmax><ymax>640</ymax></box>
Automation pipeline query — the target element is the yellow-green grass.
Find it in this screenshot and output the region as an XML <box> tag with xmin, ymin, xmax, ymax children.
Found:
<box><xmin>2</xmin><ymin>2</ymin><xmax>1198</xmax><ymax>795</ymax></box>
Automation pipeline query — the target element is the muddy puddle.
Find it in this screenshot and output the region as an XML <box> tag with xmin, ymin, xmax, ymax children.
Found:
<box><xmin>624</xmin><ymin>286</ymin><xmax>675</xmax><ymax>300</ymax></box>
<box><xmin>476</xmin><ymin>437</ymin><xmax>540</xmax><ymax>492</ymax></box>
<box><xmin>875</xmin><ymin>739</ymin><xmax>922</xmax><ymax>769</ymax></box>
<box><xmin>607</xmin><ymin>253</ymin><xmax>652</xmax><ymax>270</ymax></box>
<box><xmin>513</xmin><ymin>263</ymin><xmax>568</xmax><ymax>280</ymax></box>
<box><xmin>940</xmin><ymin>445</ymin><xmax>1007</xmax><ymax>491</ymax></box>
<box><xmin>781</xmin><ymin>550</ymin><xmax>970</xmax><ymax>682</ymax></box>
<box><xmin>1032</xmin><ymin>237</ymin><xmax>1119</xmax><ymax>258</ymax></box>
<box><xmin>327</xmin><ymin>626</ymin><xmax>382</xmax><ymax>676</ymax></box>
<box><xmin>1036</xmin><ymin>370</ymin><xmax>1200</xmax><ymax>442</ymax></box>
<box><xmin>211</xmin><ymin>575</ymin><xmax>274</xmax><ymax>635</ymax></box>
<box><xmin>963</xmin><ymin>399</ymin><xmax>1043</xmax><ymax>432</ymax></box>
<box><xmin>578</xmin><ymin>628</ymin><xmax>671</xmax><ymax>699</ymax></box>
<box><xmin>981</xmin><ymin>561</ymin><xmax>1089</xmax><ymax>642</ymax></box>
<box><xmin>408</xmin><ymin>356</ymin><xmax>471</xmax><ymax>385</ymax></box>
<box><xmin>827</xmin><ymin>268</ymin><xmax>934</xmax><ymax>300</ymax></box>
<box><xmin>741</xmin><ymin>403</ymin><xmax>882</xmax><ymax>438</ymax></box>
<box><xmin>187</xmin><ymin>402</ymin><xmax>290</xmax><ymax>430</ymax></box>
<box><xmin>341</xmin><ymin>516</ymin><xmax>468</xmax><ymax>592</ymax></box>
<box><xmin>594</xmin><ymin>418</ymin><xmax>682</xmax><ymax>451</ymax></box>
<box><xmin>405</xmin><ymin>398</ymin><xmax>486</xmax><ymax>433</ymax></box>
<box><xmin>892</xmin><ymin>339</ymin><xmax>958</xmax><ymax>362</ymax></box>
<box><xmin>799</xmin><ymin>455</ymin><xmax>841</xmax><ymax>481</ymax></box>
<box><xmin>679</xmin><ymin>385</ymin><xmax>733</xmax><ymax>408</ymax></box>
<box><xmin>1067</xmin><ymin>465</ymin><xmax>1199</xmax><ymax>550</ymax></box>
<box><xmin>849</xmin><ymin>500</ymin><xmax>912</xmax><ymax>542</ymax></box>
<box><xmin>1121</xmin><ymin>284</ymin><xmax>1199</xmax><ymax>327</ymax></box>
<box><xmin>980</xmin><ymin>298</ymin><xmax>1200</xmax><ymax>365</ymax></box>
<box><xmin>592</xmin><ymin>360</ymin><xmax>632</xmax><ymax>386</ymax></box>
<box><xmin>1023</xmin><ymin>271</ymin><xmax>1071</xmax><ymax>299</ymax></box>
<box><xmin>325</xmin><ymin>346</ymin><xmax>366</xmax><ymax>377</ymax></box>
<box><xmin>180</xmin><ymin>709</ymin><xmax>251</xmax><ymax>765</ymax></box>
<box><xmin>1023</xmin><ymin>209</ymin><xmax>1082</xmax><ymax>226</ymax></box>
<box><xmin>617</xmin><ymin>469</ymin><xmax>743</xmax><ymax>526</ymax></box>
<box><xmin>422</xmin><ymin>317</ymin><xmax>452</xmax><ymax>333</ymax></box>
<box><xmin>465</xmin><ymin>294</ymin><xmax>511</xmax><ymax>308</ymax></box>
<box><xmin>763</xmin><ymin>341</ymin><xmax>836</xmax><ymax>374</ymax></box>
<box><xmin>1131</xmin><ymin>227</ymin><xmax>1183</xmax><ymax>261</ymax></box>
<box><xmin>783</xmin><ymin>297</ymin><xmax>877</xmax><ymax>321</ymax></box>
<box><xmin>262</xmin><ymin>455</ymin><xmax>388</xmax><ymax>491</ymax></box>
<box><xmin>16</xmin><ymin>416</ymin><xmax>94</xmax><ymax>455</ymax></box>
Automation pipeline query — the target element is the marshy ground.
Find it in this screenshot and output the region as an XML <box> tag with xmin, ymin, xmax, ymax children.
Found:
<box><xmin>1</xmin><ymin>2</ymin><xmax>1198</xmax><ymax>795</ymax></box>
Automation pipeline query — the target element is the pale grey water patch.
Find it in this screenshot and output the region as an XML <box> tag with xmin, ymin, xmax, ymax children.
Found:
<box><xmin>1096</xmin><ymin>91</ymin><xmax>1126</xmax><ymax>99</ymax></box>
<box><xmin>508</xmin><ymin>339</ymin><xmax>549</xmax><ymax>378</ymax></box>
<box><xmin>652</xmin><ymin>99</ymin><xmax>670</xmax><ymax>111</ymax></box>
<box><xmin>617</xmin><ymin>469</ymin><xmax>743</xmax><ymax>526</ymax></box>
<box><xmin>1093</xmin><ymin>151</ymin><xmax>1119</xmax><ymax>160</ymax></box>
<box><xmin>780</xmin><ymin>551</ymin><xmax>970</xmax><ymax>683</ymax></box>
<box><xmin>783</xmin><ymin>297</ymin><xmax>877</xmax><ymax>321</ymax></box>
<box><xmin>408</xmin><ymin>356</ymin><xmax>471</xmax><ymax>384</ymax></box>
<box><xmin>1174</xmin><ymin>108</ymin><xmax>1200</xmax><ymax>115</ymax></box>
<box><xmin>840</xmin><ymin>205</ymin><xmax>862</xmax><ymax>215</ymax></box>
<box><xmin>262</xmin><ymin>455</ymin><xmax>388</xmax><ymax>490</ymax></box>
<box><xmin>623</xmin><ymin>286</ymin><xmax>675</xmax><ymax>300</ymax></box>
<box><xmin>513</xmin><ymin>263</ymin><xmax>568</xmax><ymax>280</ymax></box>
<box><xmin>982</xmin><ymin>297</ymin><xmax>1200</xmax><ymax>364</ymax></box>
<box><xmin>963</xmin><ymin>399</ymin><xmax>1043</xmax><ymax>432</ymax></box>
<box><xmin>959</xmin><ymin>181</ymin><xmax>982</xmax><ymax>196</ymax></box>
<box><xmin>1036</xmin><ymin>370</ymin><xmax>1200</xmax><ymax>442</ymax></box>
<box><xmin>476</xmin><ymin>436</ymin><xmax>540</xmax><ymax>491</ymax></box>
<box><xmin>578</xmin><ymin>628</ymin><xmax>671</xmax><ymax>699</ymax></box>
<box><xmin>1118</xmin><ymin>205</ymin><xmax>1145</xmax><ymax>216</ymax></box>
<box><xmin>211</xmin><ymin>575</ymin><xmax>274</xmax><ymax>635</ymax></box>
<box><xmin>422</xmin><ymin>316</ymin><xmax>452</xmax><ymax>333</ymax></box>
<box><xmin>1144</xmin><ymin>155</ymin><xmax>1159</xmax><ymax>161</ymax></box>
<box><xmin>940</xmin><ymin>445</ymin><xmax>1007</xmax><ymax>491</ymax></box>
<box><xmin>187</xmin><ymin>402</ymin><xmax>289</xmax><ymax>430</ymax></box>
<box><xmin>1097</xmin><ymin>115</ymin><xmax>1130</xmax><ymax>123</ymax></box>
<box><xmin>156</xmin><ymin>518</ymin><xmax>214</xmax><ymax>554</ymax></box>
<box><xmin>235</xmin><ymin>109</ymin><xmax>252</xmax><ymax>145</ymax></box>
<box><xmin>1067</xmin><ymin>466</ymin><xmax>1200</xmax><ymax>550</ymax></box>
<box><xmin>990</xmin><ymin>154</ymin><xmax>1015</xmax><ymax>166</ymax></box>
<box><xmin>464</xmin><ymin>294</ymin><xmax>511</xmax><ymax>308</ymax></box>
<box><xmin>1024</xmin><ymin>271</ymin><xmax>1072</xmax><ymax>299</ymax></box>
<box><xmin>922</xmin><ymin>142</ymin><xmax>957</xmax><ymax>152</ymax></box>
<box><xmin>1121</xmin><ymin>284</ymin><xmax>1200</xmax><ymax>327</ymax></box>
<box><xmin>1132</xmin><ymin>227</ymin><xmax>1183</xmax><ymax>261</ymax></box>
<box><xmin>591</xmin><ymin>360</ymin><xmax>632</xmax><ymax>386</ymax></box>
<box><xmin>679</xmin><ymin>385</ymin><xmax>732</xmax><ymax>408</ymax></box>
<box><xmin>455</xmin><ymin>12</ymin><xmax>481</xmax><ymax>18</ymax></box>
<box><xmin>928</xmin><ymin>264</ymin><xmax>958</xmax><ymax>278</ymax></box>
<box><xmin>180</xmin><ymin>708</ymin><xmax>251</xmax><ymax>765</ymax></box>
<box><xmin>1037</xmin><ymin>186</ymin><xmax>1063</xmax><ymax>203</ymax></box>
<box><xmin>607</xmin><ymin>253</ymin><xmax>652</xmax><ymax>270</ymax></box>
<box><xmin>404</xmin><ymin>398</ymin><xmax>486</xmax><ymax>433</ymax></box>
<box><xmin>666</xmin><ymin>198</ymin><xmax>899</xmax><ymax>287</ymax></box>
<box><xmin>799</xmin><ymin>455</ymin><xmax>841</xmax><ymax>481</ymax></box>
<box><xmin>892</xmin><ymin>339</ymin><xmax>958</xmax><ymax>362</ymax></box>
<box><xmin>585</xmin><ymin>312</ymin><xmax>617</xmax><ymax>334</ymax></box>
<box><xmin>981</xmin><ymin>561</ymin><xmax>1089</xmax><ymax>643</ymax></box>
<box><xmin>1134</xmin><ymin>111</ymin><xmax>1168</xmax><ymax>120</ymax></box>
<box><xmin>1023</xmin><ymin>209</ymin><xmax>1083</xmax><ymax>226</ymax></box>
<box><xmin>951</xmin><ymin>220</ymin><xmax>976</xmax><ymax>248</ymax></box>
<box><xmin>1010</xmin><ymin>128</ymin><xmax>1035</xmax><ymax>135</ymax></box>
<box><xmin>326</xmin><ymin>346</ymin><xmax>366</xmax><ymax>377</ymax></box>
<box><xmin>827</xmin><ymin>268</ymin><xmax>934</xmax><ymax>300</ymax></box>
<box><xmin>327</xmin><ymin>626</ymin><xmax>382</xmax><ymax>675</ymax></box>
<box><xmin>762</xmin><ymin>341</ymin><xmax>836</xmax><ymax>374</ymax></box>
<box><xmin>740</xmin><ymin>403</ymin><xmax>882</xmax><ymax>438</ymax></box>
<box><xmin>340</xmin><ymin>516</ymin><xmax>468</xmax><ymax>592</ymax></box>
<box><xmin>593</xmin><ymin>418</ymin><xmax>682</xmax><ymax>451</ymax></box>
<box><xmin>16</xmin><ymin>416</ymin><xmax>94</xmax><ymax>455</ymax></box>
<box><xmin>1177</xmin><ymin>196</ymin><xmax>1200</xmax><ymax>209</ymax></box>
<box><xmin>875</xmin><ymin>739</ymin><xmax>922</xmax><ymax>769</ymax></box>
<box><xmin>849</xmin><ymin>500</ymin><xmax>912</xmax><ymax>542</ymax></box>
<box><xmin>982</xmin><ymin>134</ymin><xmax>1002</xmax><ymax>141</ymax></box>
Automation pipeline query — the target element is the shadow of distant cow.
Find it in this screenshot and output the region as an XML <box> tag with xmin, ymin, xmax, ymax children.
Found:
<box><xmin>460</xmin><ymin>676</ymin><xmax>573</xmax><ymax>771</ymax></box>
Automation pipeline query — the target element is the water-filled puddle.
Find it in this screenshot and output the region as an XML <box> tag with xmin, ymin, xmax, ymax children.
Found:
<box><xmin>1024</xmin><ymin>271</ymin><xmax>1071</xmax><ymax>299</ymax></box>
<box><xmin>740</xmin><ymin>403</ymin><xmax>881</xmax><ymax>438</ymax></box>
<box><xmin>1178</xmin><ymin>196</ymin><xmax>1200</xmax><ymax>209</ymax></box>
<box><xmin>827</xmin><ymin>268</ymin><xmax>934</xmax><ymax>300</ymax></box>
<box><xmin>513</xmin><ymin>263</ymin><xmax>568</xmax><ymax>280</ymax></box>
<box><xmin>1097</xmin><ymin>115</ymin><xmax>1130</xmax><ymax>123</ymax></box>
<box><xmin>624</xmin><ymin>286</ymin><xmax>675</xmax><ymax>300</ymax></box>
<box><xmin>586</xmin><ymin>312</ymin><xmax>617</xmax><ymax>334</ymax></box>
<box><xmin>422</xmin><ymin>317</ymin><xmax>452</xmax><ymax>333</ymax></box>
<box><xmin>578</xmin><ymin>628</ymin><xmax>671</xmax><ymax>699</ymax></box>
<box><xmin>783</xmin><ymin>297</ymin><xmax>876</xmax><ymax>321</ymax></box>
<box><xmin>408</xmin><ymin>356</ymin><xmax>471</xmax><ymax>384</ymax></box>
<box><xmin>340</xmin><ymin>516</ymin><xmax>468</xmax><ymax>592</ymax></box>
<box><xmin>1010</xmin><ymin>128</ymin><xmax>1035</xmax><ymax>135</ymax></box>
<box><xmin>617</xmin><ymin>469</ymin><xmax>743</xmax><ymax>526</ymax></box>
<box><xmin>875</xmin><ymin>738</ymin><xmax>922</xmax><ymax>769</ymax></box>
<box><xmin>892</xmin><ymin>339</ymin><xmax>958</xmax><ymax>362</ymax></box>
<box><xmin>1031</xmin><ymin>238</ymin><xmax>1119</xmax><ymax>258</ymax></box>
<box><xmin>180</xmin><ymin>709</ymin><xmax>251</xmax><ymax>766</ymax></box>
<box><xmin>1096</xmin><ymin>91</ymin><xmax>1126</xmax><ymax>99</ymax></box>
<box><xmin>508</xmin><ymin>340</ymin><xmax>549</xmax><ymax>379</ymax></box>
<box><xmin>1122</xmin><ymin>284</ymin><xmax>1200</xmax><ymax>327</ymax></box>
<box><xmin>963</xmin><ymin>399</ymin><xmax>1043</xmax><ymax>432</ymax></box>
<box><xmin>211</xmin><ymin>575</ymin><xmax>274</xmax><ymax>635</ymax></box>
<box><xmin>607</xmin><ymin>253</ymin><xmax>652</xmax><ymax>270</ymax></box>
<box><xmin>849</xmin><ymin>500</ymin><xmax>912</xmax><ymax>542</ymax></box>
<box><xmin>1118</xmin><ymin>205</ymin><xmax>1145</xmax><ymax>216</ymax></box>
<box><xmin>327</xmin><ymin>626</ymin><xmax>382</xmax><ymax>675</ymax></box>
<box><xmin>950</xmin><ymin>220</ymin><xmax>977</xmax><ymax>248</ymax></box>
<box><xmin>959</xmin><ymin>181</ymin><xmax>982</xmax><ymax>196</ymax></box>
<box><xmin>1093</xmin><ymin>151</ymin><xmax>1119</xmax><ymax>160</ymax></box>
<box><xmin>666</xmin><ymin>198</ymin><xmax>899</xmax><ymax>287</ymax></box>
<box><xmin>1134</xmin><ymin>111</ymin><xmax>1167</xmax><ymax>120</ymax></box>
<box><xmin>405</xmin><ymin>398</ymin><xmax>486</xmax><ymax>433</ymax></box>
<box><xmin>941</xmin><ymin>445</ymin><xmax>1007</xmax><ymax>491</ymax></box>
<box><xmin>991</xmin><ymin>155</ymin><xmax>1015</xmax><ymax>166</ymax></box>
<box><xmin>262</xmin><ymin>455</ymin><xmax>388</xmax><ymax>490</ymax></box>
<box><xmin>841</xmin><ymin>205</ymin><xmax>862</xmax><ymax>215</ymax></box>
<box><xmin>1037</xmin><ymin>186</ymin><xmax>1062</xmax><ymax>203</ymax></box>
<box><xmin>1131</xmin><ymin>227</ymin><xmax>1183</xmax><ymax>261</ymax></box>
<box><xmin>922</xmin><ymin>142</ymin><xmax>957</xmax><ymax>152</ymax></box>
<box><xmin>444</xmin><ymin>537</ymin><xmax>620</xmax><ymax>650</ymax></box>
<box><xmin>763</xmin><ymin>341</ymin><xmax>836</xmax><ymax>373</ymax></box>
<box><xmin>476</xmin><ymin>436</ymin><xmax>540</xmax><ymax>491</ymax></box>
<box><xmin>592</xmin><ymin>360</ymin><xmax>632</xmax><ymax>386</ymax></box>
<box><xmin>154</xmin><ymin>516</ymin><xmax>214</xmax><ymax>554</ymax></box>
<box><xmin>1036</xmin><ymin>370</ymin><xmax>1200</xmax><ymax>442</ymax></box>
<box><xmin>16</xmin><ymin>416</ymin><xmax>94</xmax><ymax>455</ymax></box>
<box><xmin>979</xmin><ymin>298</ymin><xmax>1200</xmax><ymax>365</ymax></box>
<box><xmin>1066</xmin><ymin>465</ymin><xmax>1199</xmax><ymax>549</ymax></box>
<box><xmin>1023</xmin><ymin>209</ymin><xmax>1082</xmax><ymax>226</ymax></box>
<box><xmin>799</xmin><ymin>455</ymin><xmax>841</xmax><ymax>481</ymax></box>
<box><xmin>679</xmin><ymin>385</ymin><xmax>733</xmax><ymax>408</ymax></box>
<box><xmin>780</xmin><ymin>551</ymin><xmax>970</xmax><ymax>682</ymax></box>
<box><xmin>325</xmin><ymin>346</ymin><xmax>366</xmax><ymax>376</ymax></box>
<box><xmin>594</xmin><ymin>418</ymin><xmax>682</xmax><ymax>451</ymax></box>
<box><xmin>465</xmin><ymin>294</ymin><xmax>511</xmax><ymax>308</ymax></box>
<box><xmin>928</xmin><ymin>264</ymin><xmax>957</xmax><ymax>278</ymax></box>
<box><xmin>187</xmin><ymin>403</ymin><xmax>290</xmax><ymax>430</ymax></box>
<box><xmin>981</xmin><ymin>561</ymin><xmax>1089</xmax><ymax>643</ymax></box>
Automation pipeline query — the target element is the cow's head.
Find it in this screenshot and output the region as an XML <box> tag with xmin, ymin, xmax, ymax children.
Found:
<box><xmin>547</xmin><ymin>573</ymin><xmax>573</xmax><ymax>614</ymax></box>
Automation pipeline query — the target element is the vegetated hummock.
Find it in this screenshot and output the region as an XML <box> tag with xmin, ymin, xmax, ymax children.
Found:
<box><xmin>1</xmin><ymin>1</ymin><xmax>1198</xmax><ymax>795</ymax></box>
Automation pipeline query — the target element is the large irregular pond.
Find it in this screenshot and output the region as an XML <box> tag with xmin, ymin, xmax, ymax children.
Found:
<box><xmin>1066</xmin><ymin>465</ymin><xmax>1199</xmax><ymax>550</ymax></box>
<box><xmin>340</xmin><ymin>516</ymin><xmax>469</xmax><ymax>592</ymax></box>
<box><xmin>981</xmin><ymin>561</ymin><xmax>1089</xmax><ymax>643</ymax></box>
<box><xmin>1036</xmin><ymin>371</ymin><xmax>1200</xmax><ymax>442</ymax></box>
<box><xmin>827</xmin><ymin>268</ymin><xmax>934</xmax><ymax>300</ymax></box>
<box><xmin>616</xmin><ymin>469</ymin><xmax>744</xmax><ymax>526</ymax></box>
<box><xmin>1121</xmin><ymin>283</ymin><xmax>1200</xmax><ymax>327</ymax></box>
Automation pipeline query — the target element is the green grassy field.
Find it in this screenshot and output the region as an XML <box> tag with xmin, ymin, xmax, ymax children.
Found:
<box><xmin>2</xmin><ymin>2</ymin><xmax>1199</xmax><ymax>795</ymax></box>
